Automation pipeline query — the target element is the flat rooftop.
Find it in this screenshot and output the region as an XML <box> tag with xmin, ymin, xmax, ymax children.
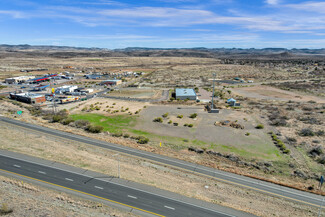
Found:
<box><xmin>13</xmin><ymin>92</ymin><xmax>43</xmax><ymax>98</ymax></box>
<box><xmin>175</xmin><ymin>88</ymin><xmax>196</xmax><ymax>96</ymax></box>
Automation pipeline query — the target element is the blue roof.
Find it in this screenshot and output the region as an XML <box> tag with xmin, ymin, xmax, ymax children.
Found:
<box><xmin>227</xmin><ymin>98</ymin><xmax>236</xmax><ymax>102</ymax></box>
<box><xmin>175</xmin><ymin>88</ymin><xmax>196</xmax><ymax>97</ymax></box>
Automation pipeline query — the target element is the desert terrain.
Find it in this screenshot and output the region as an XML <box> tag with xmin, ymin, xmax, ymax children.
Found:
<box><xmin>0</xmin><ymin>47</ymin><xmax>324</xmax><ymax>216</ymax></box>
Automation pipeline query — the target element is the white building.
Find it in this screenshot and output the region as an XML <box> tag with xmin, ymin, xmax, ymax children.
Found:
<box><xmin>55</xmin><ymin>85</ymin><xmax>78</xmax><ymax>93</ymax></box>
<box><xmin>5</xmin><ymin>76</ymin><xmax>35</xmax><ymax>84</ymax></box>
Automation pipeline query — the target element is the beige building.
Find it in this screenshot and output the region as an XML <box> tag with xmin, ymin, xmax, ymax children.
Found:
<box><xmin>5</xmin><ymin>76</ymin><xmax>35</xmax><ymax>84</ymax></box>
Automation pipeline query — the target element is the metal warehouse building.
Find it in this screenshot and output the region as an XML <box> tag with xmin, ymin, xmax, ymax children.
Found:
<box><xmin>175</xmin><ymin>88</ymin><xmax>197</xmax><ymax>100</ymax></box>
<box><xmin>10</xmin><ymin>92</ymin><xmax>46</xmax><ymax>104</ymax></box>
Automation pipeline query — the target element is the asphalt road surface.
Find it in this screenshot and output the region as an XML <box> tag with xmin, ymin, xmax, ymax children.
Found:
<box><xmin>0</xmin><ymin>116</ymin><xmax>323</xmax><ymax>208</ymax></box>
<box><xmin>0</xmin><ymin>154</ymin><xmax>235</xmax><ymax>217</ymax></box>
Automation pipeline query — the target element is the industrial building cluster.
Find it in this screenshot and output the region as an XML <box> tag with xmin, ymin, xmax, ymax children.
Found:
<box><xmin>3</xmin><ymin>68</ymin><xmax>125</xmax><ymax>106</ymax></box>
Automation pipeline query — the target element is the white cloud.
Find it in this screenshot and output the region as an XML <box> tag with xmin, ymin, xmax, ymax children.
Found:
<box><xmin>285</xmin><ymin>1</ymin><xmax>325</xmax><ymax>13</ymax></box>
<box><xmin>265</xmin><ymin>0</ymin><xmax>279</xmax><ymax>5</ymax></box>
<box><xmin>1</xmin><ymin>2</ymin><xmax>325</xmax><ymax>35</ymax></box>
<box><xmin>0</xmin><ymin>10</ymin><xmax>25</xmax><ymax>18</ymax></box>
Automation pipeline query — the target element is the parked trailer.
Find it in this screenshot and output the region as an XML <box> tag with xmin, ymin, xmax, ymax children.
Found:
<box><xmin>60</xmin><ymin>97</ymin><xmax>80</xmax><ymax>104</ymax></box>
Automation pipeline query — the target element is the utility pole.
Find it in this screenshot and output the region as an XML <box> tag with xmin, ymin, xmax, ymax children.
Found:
<box><xmin>211</xmin><ymin>73</ymin><xmax>216</xmax><ymax>110</ymax></box>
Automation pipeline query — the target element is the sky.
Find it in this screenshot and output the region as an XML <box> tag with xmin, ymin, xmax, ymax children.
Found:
<box><xmin>1</xmin><ymin>0</ymin><xmax>325</xmax><ymax>49</ymax></box>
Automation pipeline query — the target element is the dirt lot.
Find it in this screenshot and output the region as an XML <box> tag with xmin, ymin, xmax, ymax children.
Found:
<box><xmin>0</xmin><ymin>123</ymin><xmax>319</xmax><ymax>217</ymax></box>
<box><xmin>57</xmin><ymin>97</ymin><xmax>150</xmax><ymax>115</ymax></box>
<box><xmin>135</xmin><ymin>104</ymin><xmax>278</xmax><ymax>161</ymax></box>
<box><xmin>108</xmin><ymin>88</ymin><xmax>162</xmax><ymax>99</ymax></box>
<box><xmin>0</xmin><ymin>175</ymin><xmax>137</xmax><ymax>217</ymax></box>
<box><xmin>231</xmin><ymin>85</ymin><xmax>325</xmax><ymax>103</ymax></box>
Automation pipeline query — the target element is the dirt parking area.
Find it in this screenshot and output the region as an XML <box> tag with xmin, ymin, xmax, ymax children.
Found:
<box><xmin>135</xmin><ymin>104</ymin><xmax>278</xmax><ymax>160</ymax></box>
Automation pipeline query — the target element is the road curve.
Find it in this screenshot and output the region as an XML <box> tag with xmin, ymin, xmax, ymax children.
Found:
<box><xmin>0</xmin><ymin>153</ymin><xmax>245</xmax><ymax>217</ymax></box>
<box><xmin>0</xmin><ymin>116</ymin><xmax>323</xmax><ymax>208</ymax></box>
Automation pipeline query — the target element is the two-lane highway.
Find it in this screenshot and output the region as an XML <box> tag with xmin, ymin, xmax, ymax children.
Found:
<box><xmin>0</xmin><ymin>154</ymin><xmax>237</xmax><ymax>217</ymax></box>
<box><xmin>0</xmin><ymin>116</ymin><xmax>323</xmax><ymax>208</ymax></box>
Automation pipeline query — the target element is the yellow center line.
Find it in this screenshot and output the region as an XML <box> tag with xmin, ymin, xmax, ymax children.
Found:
<box><xmin>0</xmin><ymin>120</ymin><xmax>319</xmax><ymax>208</ymax></box>
<box><xmin>0</xmin><ymin>168</ymin><xmax>165</xmax><ymax>217</ymax></box>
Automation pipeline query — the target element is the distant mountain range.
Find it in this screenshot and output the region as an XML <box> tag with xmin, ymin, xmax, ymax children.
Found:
<box><xmin>1</xmin><ymin>44</ymin><xmax>325</xmax><ymax>59</ymax></box>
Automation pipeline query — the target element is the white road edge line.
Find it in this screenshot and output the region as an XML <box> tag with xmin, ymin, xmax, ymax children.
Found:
<box><xmin>164</xmin><ymin>205</ymin><xmax>175</xmax><ymax>210</ymax></box>
<box><xmin>0</xmin><ymin>153</ymin><xmax>235</xmax><ymax>216</ymax></box>
<box><xmin>65</xmin><ymin>178</ymin><xmax>74</xmax><ymax>182</ymax></box>
<box><xmin>38</xmin><ymin>171</ymin><xmax>46</xmax><ymax>174</ymax></box>
<box><xmin>127</xmin><ymin>195</ymin><xmax>137</xmax><ymax>199</ymax></box>
<box><xmin>95</xmin><ymin>186</ymin><xmax>103</xmax><ymax>190</ymax></box>
<box><xmin>1</xmin><ymin>118</ymin><xmax>314</xmax><ymax>199</ymax></box>
<box><xmin>3</xmin><ymin>118</ymin><xmax>318</xmax><ymax>202</ymax></box>
<box><xmin>13</xmin><ymin>164</ymin><xmax>21</xmax><ymax>168</ymax></box>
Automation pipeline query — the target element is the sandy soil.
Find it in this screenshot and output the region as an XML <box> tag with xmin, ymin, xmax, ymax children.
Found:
<box><xmin>135</xmin><ymin>104</ymin><xmax>274</xmax><ymax>159</ymax></box>
<box><xmin>108</xmin><ymin>89</ymin><xmax>162</xmax><ymax>99</ymax></box>
<box><xmin>0</xmin><ymin>175</ymin><xmax>137</xmax><ymax>217</ymax></box>
<box><xmin>0</xmin><ymin>123</ymin><xmax>319</xmax><ymax>217</ymax></box>
<box><xmin>57</xmin><ymin>97</ymin><xmax>150</xmax><ymax>115</ymax></box>
<box><xmin>232</xmin><ymin>85</ymin><xmax>325</xmax><ymax>103</ymax></box>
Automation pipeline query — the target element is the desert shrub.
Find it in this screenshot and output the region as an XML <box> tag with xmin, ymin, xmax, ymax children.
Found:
<box><xmin>86</xmin><ymin>125</ymin><xmax>104</xmax><ymax>133</ymax></box>
<box><xmin>287</xmin><ymin>137</ymin><xmax>297</xmax><ymax>143</ymax></box>
<box><xmin>302</xmin><ymin>106</ymin><xmax>313</xmax><ymax>111</ymax></box>
<box><xmin>137</xmin><ymin>136</ymin><xmax>149</xmax><ymax>144</ymax></box>
<box><xmin>184</xmin><ymin>123</ymin><xmax>188</xmax><ymax>127</ymax></box>
<box><xmin>153</xmin><ymin>117</ymin><xmax>163</xmax><ymax>123</ymax></box>
<box><xmin>168</xmin><ymin>120</ymin><xmax>172</xmax><ymax>124</ymax></box>
<box><xmin>189</xmin><ymin>113</ymin><xmax>197</xmax><ymax>118</ymax></box>
<box><xmin>299</xmin><ymin>117</ymin><xmax>321</xmax><ymax>125</ymax></box>
<box><xmin>0</xmin><ymin>203</ymin><xmax>13</xmax><ymax>215</ymax></box>
<box><xmin>316</xmin><ymin>130</ymin><xmax>324</xmax><ymax>136</ymax></box>
<box><xmin>52</xmin><ymin>114</ymin><xmax>66</xmax><ymax>123</ymax></box>
<box><xmin>283</xmin><ymin>149</ymin><xmax>290</xmax><ymax>154</ymax></box>
<box><xmin>188</xmin><ymin>124</ymin><xmax>193</xmax><ymax>128</ymax></box>
<box><xmin>27</xmin><ymin>106</ymin><xmax>42</xmax><ymax>116</ymax></box>
<box><xmin>271</xmin><ymin>118</ymin><xmax>288</xmax><ymax>126</ymax></box>
<box><xmin>299</xmin><ymin>128</ymin><xmax>315</xmax><ymax>137</ymax></box>
<box><xmin>162</xmin><ymin>113</ymin><xmax>169</xmax><ymax>118</ymax></box>
<box><xmin>319</xmin><ymin>155</ymin><xmax>325</xmax><ymax>164</ymax></box>
<box><xmin>61</xmin><ymin>118</ymin><xmax>75</xmax><ymax>125</ymax></box>
<box><xmin>173</xmin><ymin>122</ymin><xmax>179</xmax><ymax>126</ymax></box>
<box><xmin>309</xmin><ymin>145</ymin><xmax>323</xmax><ymax>157</ymax></box>
<box><xmin>177</xmin><ymin>115</ymin><xmax>183</xmax><ymax>119</ymax></box>
<box><xmin>112</xmin><ymin>132</ymin><xmax>123</xmax><ymax>137</ymax></box>
<box><xmin>245</xmin><ymin>132</ymin><xmax>250</xmax><ymax>136</ymax></box>
<box><xmin>256</xmin><ymin>124</ymin><xmax>264</xmax><ymax>129</ymax></box>
<box><xmin>74</xmin><ymin>120</ymin><xmax>91</xmax><ymax>129</ymax></box>
<box><xmin>123</xmin><ymin>134</ymin><xmax>130</xmax><ymax>138</ymax></box>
